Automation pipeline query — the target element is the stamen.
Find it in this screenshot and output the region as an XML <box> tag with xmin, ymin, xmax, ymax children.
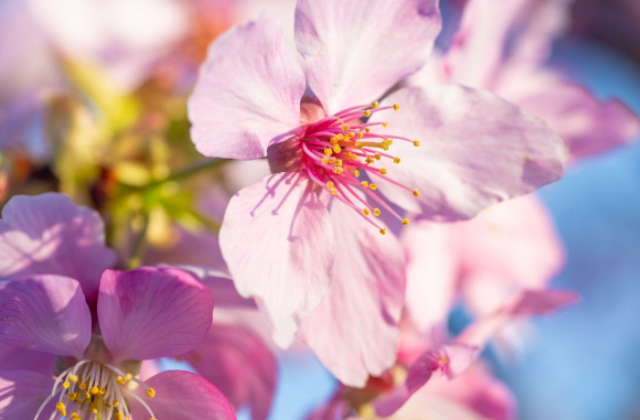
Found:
<box><xmin>268</xmin><ymin>100</ymin><xmax>422</xmax><ymax>233</ymax></box>
<box><xmin>36</xmin><ymin>360</ymin><xmax>154</xmax><ymax>420</ymax></box>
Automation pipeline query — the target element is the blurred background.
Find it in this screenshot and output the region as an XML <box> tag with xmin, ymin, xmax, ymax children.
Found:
<box><xmin>1</xmin><ymin>0</ymin><xmax>639</xmax><ymax>419</ymax></box>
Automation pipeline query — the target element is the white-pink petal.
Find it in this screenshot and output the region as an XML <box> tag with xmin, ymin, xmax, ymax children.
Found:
<box><xmin>295</xmin><ymin>0</ymin><xmax>441</xmax><ymax>115</ymax></box>
<box><xmin>219</xmin><ymin>173</ymin><xmax>335</xmax><ymax>347</ymax></box>
<box><xmin>371</xmin><ymin>85</ymin><xmax>568</xmax><ymax>219</ymax></box>
<box><xmin>298</xmin><ymin>197</ymin><xmax>406</xmax><ymax>387</ymax></box>
<box><xmin>189</xmin><ymin>12</ymin><xmax>305</xmax><ymax>160</ymax></box>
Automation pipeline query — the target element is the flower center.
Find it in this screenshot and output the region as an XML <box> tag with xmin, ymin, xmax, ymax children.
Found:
<box><xmin>35</xmin><ymin>360</ymin><xmax>157</xmax><ymax>420</ymax></box>
<box><xmin>268</xmin><ymin>101</ymin><xmax>420</xmax><ymax>234</ymax></box>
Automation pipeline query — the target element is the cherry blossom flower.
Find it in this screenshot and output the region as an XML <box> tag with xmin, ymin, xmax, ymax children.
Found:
<box><xmin>0</xmin><ymin>193</ymin><xmax>276</xmax><ymax>419</ymax></box>
<box><xmin>0</xmin><ymin>267</ymin><xmax>236</xmax><ymax>420</ymax></box>
<box><xmin>188</xmin><ymin>0</ymin><xmax>568</xmax><ymax>386</ymax></box>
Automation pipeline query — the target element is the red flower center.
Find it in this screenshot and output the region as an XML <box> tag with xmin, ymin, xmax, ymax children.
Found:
<box><xmin>268</xmin><ymin>100</ymin><xmax>421</xmax><ymax>234</ymax></box>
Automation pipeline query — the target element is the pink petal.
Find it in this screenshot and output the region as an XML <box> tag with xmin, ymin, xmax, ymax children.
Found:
<box><xmin>184</xmin><ymin>323</ymin><xmax>277</xmax><ymax>420</ymax></box>
<box><xmin>0</xmin><ymin>370</ymin><xmax>54</xmax><ymax>419</ymax></box>
<box><xmin>298</xmin><ymin>197</ymin><xmax>406</xmax><ymax>387</ymax></box>
<box><xmin>180</xmin><ymin>266</ymin><xmax>257</xmax><ymax>309</ymax></box>
<box><xmin>370</xmin><ymin>86</ymin><xmax>568</xmax><ymax>219</ymax></box>
<box><xmin>294</xmin><ymin>0</ymin><xmax>441</xmax><ymax>114</ymax></box>
<box><xmin>0</xmin><ymin>275</ymin><xmax>91</xmax><ymax>358</ymax></box>
<box><xmin>444</xmin><ymin>0</ymin><xmax>570</xmax><ymax>88</ymax></box>
<box><xmin>0</xmin><ymin>193</ymin><xmax>116</xmax><ymax>303</ymax></box>
<box><xmin>403</xmin><ymin>220</ymin><xmax>460</xmax><ymax>334</ymax></box>
<box><xmin>129</xmin><ymin>371</ymin><xmax>236</xmax><ymax>420</ymax></box>
<box><xmin>458</xmin><ymin>289</ymin><xmax>578</xmax><ymax>348</ymax></box>
<box><xmin>0</xmin><ymin>345</ymin><xmax>54</xmax><ymax>373</ymax></box>
<box><xmin>425</xmin><ymin>363</ymin><xmax>516</xmax><ymax>420</ymax></box>
<box><xmin>98</xmin><ymin>267</ymin><xmax>214</xmax><ymax>362</ymax></box>
<box><xmin>374</xmin><ymin>344</ymin><xmax>478</xmax><ymax>417</ymax></box>
<box><xmin>188</xmin><ymin>12</ymin><xmax>305</xmax><ymax>160</ymax></box>
<box><xmin>219</xmin><ymin>173</ymin><xmax>335</xmax><ymax>347</ymax></box>
<box><xmin>498</xmin><ymin>70</ymin><xmax>640</xmax><ymax>160</ymax></box>
<box><xmin>456</xmin><ymin>195</ymin><xmax>565</xmax><ymax>315</ymax></box>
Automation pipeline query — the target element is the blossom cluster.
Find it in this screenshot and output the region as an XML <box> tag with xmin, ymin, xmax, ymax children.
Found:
<box><xmin>0</xmin><ymin>0</ymin><xmax>638</xmax><ymax>419</ymax></box>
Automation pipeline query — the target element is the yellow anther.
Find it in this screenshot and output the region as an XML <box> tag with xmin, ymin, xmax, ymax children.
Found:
<box><xmin>335</xmin><ymin>159</ymin><xmax>343</xmax><ymax>166</ymax></box>
<box><xmin>322</xmin><ymin>157</ymin><xmax>330</xmax><ymax>165</ymax></box>
<box><xmin>147</xmin><ymin>388</ymin><xmax>157</xmax><ymax>398</ymax></box>
<box><xmin>361</xmin><ymin>181</ymin><xmax>369</xmax><ymax>188</ymax></box>
<box><xmin>100</xmin><ymin>387</ymin><xmax>106</xmax><ymax>395</ymax></box>
<box><xmin>413</xmin><ymin>140</ymin><xmax>420</xmax><ymax>147</ymax></box>
<box><xmin>336</xmin><ymin>134</ymin><xmax>344</xmax><ymax>140</ymax></box>
<box><xmin>387</xmin><ymin>139</ymin><xmax>393</xmax><ymax>145</ymax></box>
<box><xmin>355</xmin><ymin>141</ymin><xmax>363</xmax><ymax>148</ymax></box>
<box><xmin>333</xmin><ymin>145</ymin><xmax>342</xmax><ymax>153</ymax></box>
<box><xmin>116</xmin><ymin>413</ymin><xmax>124</xmax><ymax>420</ymax></box>
<box><xmin>331</xmin><ymin>189</ymin><xmax>338</xmax><ymax>195</ymax></box>
<box><xmin>68</xmin><ymin>374</ymin><xmax>78</xmax><ymax>383</ymax></box>
<box><xmin>333</xmin><ymin>167</ymin><xmax>344</xmax><ymax>174</ymax></box>
<box><xmin>56</xmin><ymin>402</ymin><xmax>67</xmax><ymax>417</ymax></box>
<box><xmin>372</xmin><ymin>101</ymin><xmax>379</xmax><ymax>109</ymax></box>
<box><xmin>363</xmin><ymin>208</ymin><xmax>370</xmax><ymax>216</ymax></box>
<box><xmin>63</xmin><ymin>381</ymin><xmax>71</xmax><ymax>389</ymax></box>
<box><xmin>91</xmin><ymin>386</ymin><xmax>100</xmax><ymax>395</ymax></box>
<box><xmin>91</xmin><ymin>404</ymin><xmax>98</xmax><ymax>414</ymax></box>
<box><xmin>365</xmin><ymin>128</ymin><xmax>371</xmax><ymax>133</ymax></box>
<box><xmin>341</xmin><ymin>124</ymin><xmax>349</xmax><ymax>130</ymax></box>
<box><xmin>374</xmin><ymin>153</ymin><xmax>381</xmax><ymax>160</ymax></box>
<box><xmin>380</xmin><ymin>168</ymin><xmax>388</xmax><ymax>175</ymax></box>
<box><xmin>330</xmin><ymin>137</ymin><xmax>339</xmax><ymax>145</ymax></box>
<box><xmin>326</xmin><ymin>181</ymin><xmax>335</xmax><ymax>189</ymax></box>
<box><xmin>369</xmin><ymin>184</ymin><xmax>378</xmax><ymax>191</ymax></box>
<box><xmin>373</xmin><ymin>208</ymin><xmax>381</xmax><ymax>216</ymax></box>
<box><xmin>379</xmin><ymin>228</ymin><xmax>387</xmax><ymax>235</ymax></box>
<box><xmin>363</xmin><ymin>110</ymin><xmax>371</xmax><ymax>117</ymax></box>
<box><xmin>116</xmin><ymin>376</ymin><xmax>126</xmax><ymax>384</ymax></box>
<box><xmin>113</xmin><ymin>401</ymin><xmax>119</xmax><ymax>407</ymax></box>
<box><xmin>365</xmin><ymin>157</ymin><xmax>374</xmax><ymax>164</ymax></box>
<box><xmin>402</xmin><ymin>218</ymin><xmax>410</xmax><ymax>226</ymax></box>
<box><xmin>413</xmin><ymin>189</ymin><xmax>420</xmax><ymax>197</ymax></box>
<box><xmin>393</xmin><ymin>157</ymin><xmax>401</xmax><ymax>164</ymax></box>
<box><xmin>357</xmin><ymin>132</ymin><xmax>364</xmax><ymax>139</ymax></box>
<box><xmin>324</xmin><ymin>148</ymin><xmax>333</xmax><ymax>156</ymax></box>
<box><xmin>68</xmin><ymin>393</ymin><xmax>78</xmax><ymax>401</ymax></box>
<box><xmin>393</xmin><ymin>103</ymin><xmax>400</xmax><ymax>111</ymax></box>
<box><xmin>71</xmin><ymin>414</ymin><xmax>80</xmax><ymax>420</ymax></box>
<box><xmin>79</xmin><ymin>383</ymin><xmax>87</xmax><ymax>390</ymax></box>
<box><xmin>354</xmin><ymin>169</ymin><xmax>360</xmax><ymax>178</ymax></box>
<box><xmin>382</xmin><ymin>122</ymin><xmax>389</xmax><ymax>128</ymax></box>
<box><xmin>85</xmin><ymin>391</ymin><xmax>91</xmax><ymax>399</ymax></box>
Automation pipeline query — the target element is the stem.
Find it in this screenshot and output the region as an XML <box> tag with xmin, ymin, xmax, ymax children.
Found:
<box><xmin>127</xmin><ymin>213</ymin><xmax>149</xmax><ymax>269</ymax></box>
<box><xmin>118</xmin><ymin>158</ymin><xmax>229</xmax><ymax>197</ymax></box>
<box><xmin>143</xmin><ymin>158</ymin><xmax>228</xmax><ymax>189</ymax></box>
